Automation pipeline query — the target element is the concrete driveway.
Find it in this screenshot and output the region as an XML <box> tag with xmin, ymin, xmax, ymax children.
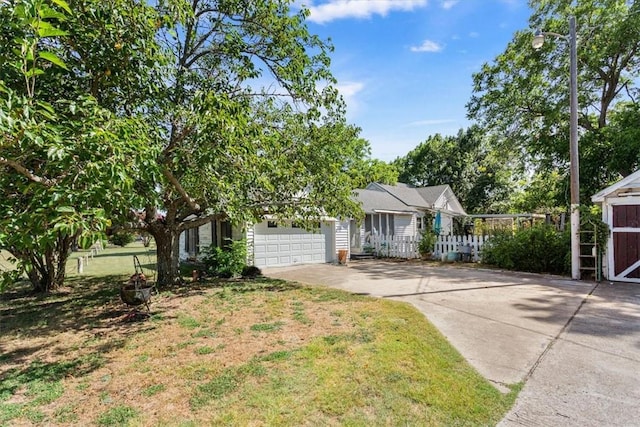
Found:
<box><xmin>263</xmin><ymin>260</ymin><xmax>640</xmax><ymax>426</ymax></box>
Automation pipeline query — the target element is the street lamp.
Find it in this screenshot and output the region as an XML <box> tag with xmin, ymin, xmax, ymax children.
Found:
<box><xmin>532</xmin><ymin>16</ymin><xmax>580</xmax><ymax>280</ymax></box>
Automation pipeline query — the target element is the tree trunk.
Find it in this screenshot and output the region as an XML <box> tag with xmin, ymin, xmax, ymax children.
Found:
<box><xmin>22</xmin><ymin>235</ymin><xmax>73</xmax><ymax>293</ymax></box>
<box><xmin>153</xmin><ymin>225</ymin><xmax>182</xmax><ymax>288</ymax></box>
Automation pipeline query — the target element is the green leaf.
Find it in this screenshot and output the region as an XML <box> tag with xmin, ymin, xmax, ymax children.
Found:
<box><xmin>38</xmin><ymin>51</ymin><xmax>69</xmax><ymax>70</ymax></box>
<box><xmin>55</xmin><ymin>206</ymin><xmax>75</xmax><ymax>213</ymax></box>
<box><xmin>37</xmin><ymin>25</ymin><xmax>68</xmax><ymax>38</ymax></box>
<box><xmin>50</xmin><ymin>0</ymin><xmax>72</xmax><ymax>15</ymax></box>
<box><xmin>25</xmin><ymin>68</ymin><xmax>45</xmax><ymax>78</ymax></box>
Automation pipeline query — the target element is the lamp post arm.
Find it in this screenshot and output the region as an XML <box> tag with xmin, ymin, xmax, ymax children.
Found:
<box><xmin>540</xmin><ymin>30</ymin><xmax>569</xmax><ymax>41</ymax></box>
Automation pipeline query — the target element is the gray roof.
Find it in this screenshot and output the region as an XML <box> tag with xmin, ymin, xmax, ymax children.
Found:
<box><xmin>376</xmin><ymin>183</ymin><xmax>432</xmax><ymax>208</ymax></box>
<box><xmin>354</xmin><ymin>189</ymin><xmax>418</xmax><ymax>214</ymax></box>
<box><xmin>415</xmin><ymin>185</ymin><xmax>449</xmax><ymax>206</ymax></box>
<box><xmin>357</xmin><ymin>182</ymin><xmax>466</xmax><ymax>216</ymax></box>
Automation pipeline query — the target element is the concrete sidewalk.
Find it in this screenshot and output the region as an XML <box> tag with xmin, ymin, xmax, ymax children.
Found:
<box><xmin>263</xmin><ymin>260</ymin><xmax>640</xmax><ymax>426</ymax></box>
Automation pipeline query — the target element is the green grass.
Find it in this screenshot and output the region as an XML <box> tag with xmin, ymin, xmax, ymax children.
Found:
<box><xmin>96</xmin><ymin>405</ymin><xmax>139</xmax><ymax>426</ymax></box>
<box><xmin>66</xmin><ymin>242</ymin><xmax>157</xmax><ymax>278</ymax></box>
<box><xmin>249</xmin><ymin>321</ymin><xmax>284</xmax><ymax>332</ymax></box>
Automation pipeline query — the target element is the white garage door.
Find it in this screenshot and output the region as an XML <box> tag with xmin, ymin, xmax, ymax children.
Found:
<box><xmin>253</xmin><ymin>221</ymin><xmax>328</xmax><ymax>268</ymax></box>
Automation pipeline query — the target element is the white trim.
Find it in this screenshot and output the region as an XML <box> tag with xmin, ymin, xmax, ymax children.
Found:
<box><xmin>616</xmin><ymin>260</ymin><xmax>640</xmax><ymax>281</ymax></box>
<box><xmin>592</xmin><ymin>169</ymin><xmax>640</xmax><ymax>202</ymax></box>
<box><xmin>373</xmin><ymin>209</ymin><xmax>415</xmax><ymax>215</ymax></box>
<box><xmin>612</xmin><ymin>227</ymin><xmax>640</xmax><ymax>233</ymax></box>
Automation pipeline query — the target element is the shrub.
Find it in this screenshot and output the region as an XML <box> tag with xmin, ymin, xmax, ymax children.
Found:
<box><xmin>109</xmin><ymin>231</ymin><xmax>135</xmax><ymax>247</ymax></box>
<box><xmin>418</xmin><ymin>231</ymin><xmax>437</xmax><ymax>256</ymax></box>
<box><xmin>201</xmin><ymin>239</ymin><xmax>247</xmax><ymax>278</ymax></box>
<box><xmin>481</xmin><ymin>224</ymin><xmax>570</xmax><ymax>275</ymax></box>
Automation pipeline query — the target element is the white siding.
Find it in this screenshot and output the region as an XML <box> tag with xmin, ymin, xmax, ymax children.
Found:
<box><xmin>335</xmin><ymin>220</ymin><xmax>350</xmax><ymax>260</ymax></box>
<box><xmin>441</xmin><ymin>213</ymin><xmax>454</xmax><ymax>235</ymax></box>
<box><xmin>178</xmin><ymin>232</ymin><xmax>187</xmax><ymax>260</ymax></box>
<box><xmin>246</xmin><ymin>225</ymin><xmax>255</xmax><ymax>266</ymax></box>
<box><xmin>394</xmin><ymin>214</ymin><xmax>415</xmax><ymax>237</ymax></box>
<box><xmin>199</xmin><ymin>222</ymin><xmax>212</xmax><ymax>249</ymax></box>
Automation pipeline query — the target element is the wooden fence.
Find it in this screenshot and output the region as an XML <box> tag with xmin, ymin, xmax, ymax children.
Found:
<box><xmin>368</xmin><ymin>234</ymin><xmax>491</xmax><ymax>262</ymax></box>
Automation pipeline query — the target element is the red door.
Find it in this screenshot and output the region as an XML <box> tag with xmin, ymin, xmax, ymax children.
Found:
<box><xmin>612</xmin><ymin>204</ymin><xmax>640</xmax><ymax>282</ymax></box>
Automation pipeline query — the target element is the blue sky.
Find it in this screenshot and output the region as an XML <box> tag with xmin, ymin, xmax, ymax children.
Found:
<box><xmin>301</xmin><ymin>0</ymin><xmax>532</xmax><ymax>161</ymax></box>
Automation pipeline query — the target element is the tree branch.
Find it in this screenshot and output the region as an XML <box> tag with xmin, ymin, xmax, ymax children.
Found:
<box><xmin>177</xmin><ymin>212</ymin><xmax>226</xmax><ymax>232</ymax></box>
<box><xmin>0</xmin><ymin>157</ymin><xmax>53</xmax><ymax>186</ymax></box>
<box><xmin>162</xmin><ymin>167</ymin><xmax>200</xmax><ymax>211</ymax></box>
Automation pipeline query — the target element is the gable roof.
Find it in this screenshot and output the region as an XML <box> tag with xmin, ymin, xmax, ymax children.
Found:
<box><xmin>415</xmin><ymin>185</ymin><xmax>450</xmax><ymax>206</ymax></box>
<box><xmin>359</xmin><ymin>182</ymin><xmax>466</xmax><ymax>216</ymax></box>
<box><xmin>354</xmin><ymin>189</ymin><xmax>417</xmax><ymax>214</ymax></box>
<box><xmin>592</xmin><ymin>170</ymin><xmax>640</xmax><ymax>203</ymax></box>
<box><xmin>370</xmin><ymin>182</ymin><xmax>431</xmax><ymax>208</ymax></box>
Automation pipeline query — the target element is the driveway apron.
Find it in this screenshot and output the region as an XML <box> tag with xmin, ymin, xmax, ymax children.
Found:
<box><xmin>263</xmin><ymin>260</ymin><xmax>640</xmax><ymax>426</ymax></box>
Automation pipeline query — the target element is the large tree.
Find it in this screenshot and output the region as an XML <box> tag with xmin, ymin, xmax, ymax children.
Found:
<box><xmin>393</xmin><ymin>127</ymin><xmax>515</xmax><ymax>214</ymax></box>
<box><xmin>467</xmin><ymin>0</ymin><xmax>640</xmax><ymax>203</ymax></box>
<box><xmin>125</xmin><ymin>0</ymin><xmax>363</xmax><ymax>287</ymax></box>
<box><xmin>0</xmin><ymin>0</ymin><xmax>159</xmax><ymax>291</ymax></box>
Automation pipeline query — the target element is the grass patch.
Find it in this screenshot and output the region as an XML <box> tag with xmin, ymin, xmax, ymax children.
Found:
<box><xmin>249</xmin><ymin>321</ymin><xmax>284</xmax><ymax>332</ymax></box>
<box><xmin>0</xmin><ymin>244</ymin><xmax>520</xmax><ymax>426</ymax></box>
<box><xmin>96</xmin><ymin>405</ymin><xmax>139</xmax><ymax>426</ymax></box>
<box><xmin>177</xmin><ymin>314</ymin><xmax>201</xmax><ymax>329</ymax></box>
<box><xmin>142</xmin><ymin>384</ymin><xmax>166</xmax><ymax>397</ymax></box>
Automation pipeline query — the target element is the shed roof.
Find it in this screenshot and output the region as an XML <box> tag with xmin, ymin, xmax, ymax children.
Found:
<box><xmin>592</xmin><ymin>170</ymin><xmax>640</xmax><ymax>203</ymax></box>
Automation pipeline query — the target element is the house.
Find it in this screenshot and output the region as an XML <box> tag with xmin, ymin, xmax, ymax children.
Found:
<box><xmin>592</xmin><ymin>169</ymin><xmax>640</xmax><ymax>283</ymax></box>
<box><xmin>350</xmin><ymin>183</ymin><xmax>466</xmax><ymax>254</ymax></box>
<box><xmin>178</xmin><ymin>182</ymin><xmax>466</xmax><ymax>268</ymax></box>
<box><xmin>178</xmin><ymin>217</ymin><xmax>350</xmax><ymax>269</ymax></box>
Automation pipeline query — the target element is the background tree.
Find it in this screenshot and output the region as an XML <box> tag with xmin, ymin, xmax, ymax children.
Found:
<box><xmin>467</xmin><ymin>0</ymin><xmax>640</xmax><ymax>205</ymax></box>
<box><xmin>393</xmin><ymin>127</ymin><xmax>515</xmax><ymax>213</ymax></box>
<box><xmin>343</xmin><ymin>137</ymin><xmax>398</xmax><ymax>189</ymax></box>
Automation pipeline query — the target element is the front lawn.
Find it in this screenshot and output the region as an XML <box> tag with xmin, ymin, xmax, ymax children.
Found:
<box><xmin>1</xmin><ymin>246</ymin><xmax>519</xmax><ymax>426</ymax></box>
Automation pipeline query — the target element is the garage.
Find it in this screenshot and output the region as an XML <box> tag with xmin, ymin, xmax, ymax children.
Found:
<box><xmin>252</xmin><ymin>221</ymin><xmax>332</xmax><ymax>268</ymax></box>
<box><xmin>592</xmin><ymin>169</ymin><xmax>640</xmax><ymax>283</ymax></box>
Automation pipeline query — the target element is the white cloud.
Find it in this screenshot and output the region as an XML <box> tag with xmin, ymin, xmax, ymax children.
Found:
<box><xmin>468</xmin><ymin>31</ymin><xmax>479</xmax><ymax>38</ymax></box>
<box><xmin>441</xmin><ymin>0</ymin><xmax>458</xmax><ymax>9</ymax></box>
<box><xmin>336</xmin><ymin>81</ymin><xmax>365</xmax><ymax>117</ymax></box>
<box><xmin>407</xmin><ymin>119</ymin><xmax>456</xmax><ymax>127</ymax></box>
<box><xmin>337</xmin><ymin>81</ymin><xmax>364</xmax><ymax>99</ymax></box>
<box><xmin>307</xmin><ymin>0</ymin><xmax>428</xmax><ymax>24</ymax></box>
<box><xmin>410</xmin><ymin>39</ymin><xmax>443</xmax><ymax>53</ymax></box>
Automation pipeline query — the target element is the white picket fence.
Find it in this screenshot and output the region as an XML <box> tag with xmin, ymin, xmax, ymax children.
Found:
<box><xmin>435</xmin><ymin>235</ymin><xmax>490</xmax><ymax>262</ymax></box>
<box><xmin>368</xmin><ymin>234</ymin><xmax>491</xmax><ymax>262</ymax></box>
<box><xmin>369</xmin><ymin>235</ymin><xmax>421</xmax><ymax>259</ymax></box>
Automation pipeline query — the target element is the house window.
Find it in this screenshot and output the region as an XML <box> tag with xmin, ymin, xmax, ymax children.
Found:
<box><xmin>267</xmin><ymin>221</ymin><xmax>277</xmax><ymax>228</ymax></box>
<box><xmin>185</xmin><ymin>228</ymin><xmax>199</xmax><ymax>257</ymax></box>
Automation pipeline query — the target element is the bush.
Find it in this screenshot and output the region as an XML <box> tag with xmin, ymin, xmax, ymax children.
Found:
<box><xmin>481</xmin><ymin>225</ymin><xmax>570</xmax><ymax>275</ymax></box>
<box><xmin>418</xmin><ymin>231</ymin><xmax>437</xmax><ymax>256</ymax></box>
<box><xmin>201</xmin><ymin>239</ymin><xmax>247</xmax><ymax>278</ymax></box>
<box><xmin>109</xmin><ymin>231</ymin><xmax>135</xmax><ymax>247</ymax></box>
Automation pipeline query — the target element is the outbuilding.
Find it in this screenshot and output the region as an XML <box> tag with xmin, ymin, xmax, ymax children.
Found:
<box><xmin>592</xmin><ymin>169</ymin><xmax>640</xmax><ymax>283</ymax></box>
